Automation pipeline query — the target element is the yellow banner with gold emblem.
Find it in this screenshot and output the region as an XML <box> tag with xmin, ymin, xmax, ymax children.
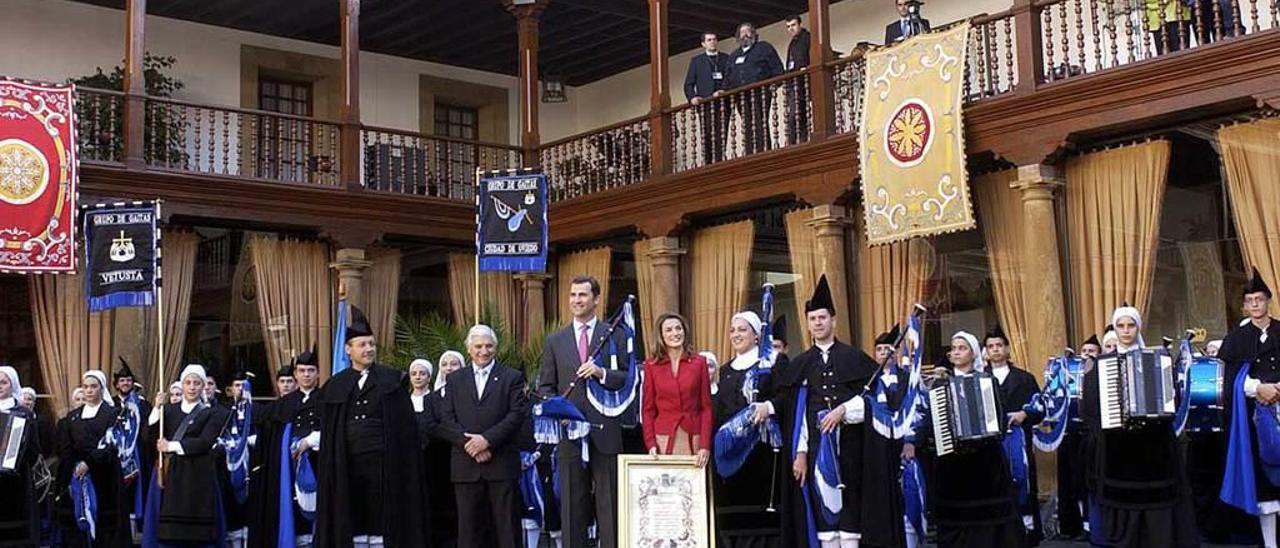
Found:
<box><xmin>859</xmin><ymin>23</ymin><xmax>974</xmax><ymax>245</ymax></box>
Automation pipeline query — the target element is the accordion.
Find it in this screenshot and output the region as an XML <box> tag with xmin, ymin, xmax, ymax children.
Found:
<box><xmin>930</xmin><ymin>372</ymin><xmax>1003</xmax><ymax>456</ymax></box>
<box><xmin>0</xmin><ymin>411</ymin><xmax>29</xmax><ymax>473</ymax></box>
<box><xmin>1097</xmin><ymin>348</ymin><xmax>1175</xmax><ymax>430</ymax></box>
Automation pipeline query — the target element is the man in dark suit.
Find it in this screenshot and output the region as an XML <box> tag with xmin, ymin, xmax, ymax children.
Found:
<box><xmin>684</xmin><ymin>31</ymin><xmax>732</xmax><ymax>166</ymax></box>
<box><xmin>538</xmin><ymin>275</ymin><xmax>629</xmax><ymax>548</ymax></box>
<box><xmin>727</xmin><ymin>22</ymin><xmax>784</xmax><ymax>155</ymax></box>
<box><xmin>885</xmin><ymin>0</ymin><xmax>931</xmax><ymax>44</ymax></box>
<box><xmin>784</xmin><ymin>16</ymin><xmax>811</xmax><ymax>145</ymax></box>
<box><xmin>439</xmin><ymin>324</ymin><xmax>527</xmax><ymax>548</ymax></box>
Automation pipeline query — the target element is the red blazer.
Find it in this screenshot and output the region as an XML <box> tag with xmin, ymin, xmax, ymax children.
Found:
<box><xmin>641</xmin><ymin>353</ymin><xmax>713</xmax><ymax>452</ymax></box>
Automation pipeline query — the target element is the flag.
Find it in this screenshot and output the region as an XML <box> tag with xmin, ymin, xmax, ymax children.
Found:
<box><xmin>0</xmin><ymin>78</ymin><xmax>78</xmax><ymax>273</ymax></box>
<box><xmin>476</xmin><ymin>171</ymin><xmax>548</xmax><ymax>272</ymax></box>
<box><xmin>332</xmin><ymin>297</ymin><xmax>350</xmax><ymax>375</ymax></box>
<box><xmin>82</xmin><ymin>201</ymin><xmax>159</xmax><ymax>311</ymax></box>
<box><xmin>585</xmin><ymin>297</ymin><xmax>641</xmax><ymax>417</ymax></box>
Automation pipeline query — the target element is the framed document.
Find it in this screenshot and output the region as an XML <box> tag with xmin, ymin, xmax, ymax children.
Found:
<box><xmin>617</xmin><ymin>454</ymin><xmax>716</xmax><ymax>548</ymax></box>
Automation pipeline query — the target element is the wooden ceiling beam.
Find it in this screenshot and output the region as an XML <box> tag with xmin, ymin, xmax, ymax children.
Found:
<box><xmin>552</xmin><ymin>0</ymin><xmax>723</xmax><ymax>35</ymax></box>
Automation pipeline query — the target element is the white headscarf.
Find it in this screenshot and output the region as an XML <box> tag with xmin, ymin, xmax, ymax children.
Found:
<box><xmin>1207</xmin><ymin>339</ymin><xmax>1223</xmax><ymax>354</ymax></box>
<box><xmin>952</xmin><ymin>331</ymin><xmax>986</xmax><ymax>372</ymax></box>
<box><xmin>82</xmin><ymin>370</ymin><xmax>109</xmax><ymax>393</ymax></box>
<box><xmin>434</xmin><ymin>351</ymin><xmax>466</xmax><ymax>392</ymax></box>
<box><xmin>1110</xmin><ymin>306</ymin><xmax>1146</xmax><ymax>350</ymax></box>
<box><xmin>180</xmin><ymin>364</ymin><xmax>208</xmax><ymax>384</ymax></box>
<box><xmin>0</xmin><ymin>366</ymin><xmax>21</xmax><ymax>399</ymax></box>
<box><xmin>731</xmin><ymin>311</ymin><xmax>763</xmax><ymax>335</ymax></box>
<box><xmin>409</xmin><ymin>359</ymin><xmax>434</xmax><ymax>379</ymax></box>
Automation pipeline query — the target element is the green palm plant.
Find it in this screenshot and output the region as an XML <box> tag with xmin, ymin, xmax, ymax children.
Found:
<box><xmin>387</xmin><ymin>304</ymin><xmax>558</xmax><ymax>387</ymax></box>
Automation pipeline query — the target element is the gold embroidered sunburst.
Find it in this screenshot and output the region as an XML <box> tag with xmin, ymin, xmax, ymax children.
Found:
<box><xmin>0</xmin><ymin>139</ymin><xmax>49</xmax><ymax>205</ymax></box>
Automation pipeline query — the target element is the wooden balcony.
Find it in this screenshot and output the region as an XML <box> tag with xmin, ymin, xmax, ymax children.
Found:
<box><xmin>74</xmin><ymin>0</ymin><xmax>1280</xmax><ymax>246</ymax></box>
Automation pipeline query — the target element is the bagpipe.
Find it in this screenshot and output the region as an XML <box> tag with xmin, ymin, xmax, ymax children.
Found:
<box><xmin>94</xmin><ymin>391</ymin><xmax>145</xmax><ymax>533</ymax></box>
<box><xmin>867</xmin><ymin>305</ymin><xmax>927</xmax><ymax>440</ymax></box>
<box><xmin>713</xmin><ymin>283</ymin><xmax>783</xmax><ymax>480</ymax></box>
<box><xmin>217</xmin><ymin>379</ymin><xmax>253</xmax><ymax>505</ymax></box>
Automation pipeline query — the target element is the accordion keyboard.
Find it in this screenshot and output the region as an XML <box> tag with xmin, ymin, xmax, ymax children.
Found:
<box><xmin>930</xmin><ymin>384</ymin><xmax>955</xmax><ymax>456</ymax></box>
<box><xmin>1098</xmin><ymin>355</ymin><xmax>1124</xmax><ymax>430</ymax></box>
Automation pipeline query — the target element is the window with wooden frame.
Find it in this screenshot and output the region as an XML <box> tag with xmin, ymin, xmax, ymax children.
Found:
<box><xmin>257</xmin><ymin>78</ymin><xmax>313</xmax><ymax>181</ymax></box>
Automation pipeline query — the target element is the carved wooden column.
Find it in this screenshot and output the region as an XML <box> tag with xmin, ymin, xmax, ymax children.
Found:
<box><xmin>646</xmin><ymin>237</ymin><xmax>685</xmax><ymax>317</ymax></box>
<box><xmin>648</xmin><ymin>0</ymin><xmax>673</xmax><ymax>175</ymax></box>
<box><xmin>122</xmin><ymin>0</ymin><xmax>146</xmax><ymax>169</ymax></box>
<box><xmin>508</xmin><ymin>1</ymin><xmax>548</xmax><ymax>167</ymax></box>
<box><xmin>1013</xmin><ymin>0</ymin><xmax>1044</xmax><ymax>95</ymax></box>
<box><xmin>807</xmin><ymin>0</ymin><xmax>836</xmax><ymax>140</ymax></box>
<box><xmin>339</xmin><ymin>0</ymin><xmax>363</xmax><ymax>191</ymax></box>
<box><xmin>805</xmin><ymin>205</ymin><xmax>853</xmax><ymax>342</ymax></box>
<box><xmin>1013</xmin><ymin>165</ymin><xmax>1067</xmax><ymax>374</ymax></box>
<box><xmin>515</xmin><ymin>273</ymin><xmax>552</xmax><ymax>343</ymax></box>
<box><xmin>331</xmin><ymin>248</ymin><xmax>373</xmax><ymax>310</ymax></box>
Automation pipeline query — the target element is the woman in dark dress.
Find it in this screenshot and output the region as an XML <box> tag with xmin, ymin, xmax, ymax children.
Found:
<box><xmin>56</xmin><ymin>370</ymin><xmax>130</xmax><ymax>548</ymax></box>
<box><xmin>1080</xmin><ymin>306</ymin><xmax>1197</xmax><ymax>548</ymax></box>
<box><xmin>712</xmin><ymin>311</ymin><xmax>788</xmax><ymax>548</ymax></box>
<box><xmin>142</xmin><ymin>364</ymin><xmax>226</xmax><ymax>547</ymax></box>
<box><xmin>425</xmin><ymin>351</ymin><xmax>466</xmax><ymax>548</ymax></box>
<box><xmin>0</xmin><ymin>366</ymin><xmax>40</xmax><ymax>547</ymax></box>
<box><xmin>902</xmin><ymin>331</ymin><xmax>1028</xmax><ymax>548</ymax></box>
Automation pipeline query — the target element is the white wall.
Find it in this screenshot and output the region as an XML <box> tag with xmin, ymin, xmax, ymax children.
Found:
<box><xmin>0</xmin><ymin>0</ymin><xmax>521</xmax><ymax>141</ymax></box>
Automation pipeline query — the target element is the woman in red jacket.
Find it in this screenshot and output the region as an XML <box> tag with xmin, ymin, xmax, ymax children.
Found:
<box><xmin>642</xmin><ymin>312</ymin><xmax>714</xmax><ymax>467</ymax></box>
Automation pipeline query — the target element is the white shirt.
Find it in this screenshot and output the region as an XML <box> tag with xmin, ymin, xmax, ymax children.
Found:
<box><xmin>357</xmin><ymin>368</ymin><xmax>370</xmax><ymax>391</ymax></box>
<box><xmin>990</xmin><ymin>363</ymin><xmax>1011</xmax><ymax>384</ymax></box>
<box><xmin>165</xmin><ymin>399</ymin><xmax>204</xmax><ymax>455</ymax></box>
<box><xmin>815</xmin><ymin>341</ymin><xmax>834</xmax><ymax>363</ymax></box>
<box><xmin>81</xmin><ymin>401</ymin><xmax>102</xmax><ymax>419</ymax></box>
<box><xmin>474</xmin><ymin>363</ymin><xmax>494</xmax><ymax>399</ymax></box>
<box><xmin>729</xmin><ymin>347</ymin><xmax>761</xmax><ymax>371</ymax></box>
<box><xmin>300</xmin><ymin>387</ymin><xmax>315</xmax><ymax>404</ymax></box>
<box><xmin>0</xmin><ymin>397</ymin><xmax>14</xmax><ymax>411</ymax></box>
<box><xmin>411</xmin><ymin>393</ymin><xmax>426</xmax><ymax>413</ymax></box>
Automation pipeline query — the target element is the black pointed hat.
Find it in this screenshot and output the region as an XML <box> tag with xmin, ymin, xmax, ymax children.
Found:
<box><xmin>277</xmin><ymin>363</ymin><xmax>295</xmax><ymax>379</ymax></box>
<box><xmin>1103</xmin><ymin>323</ymin><xmax>1115</xmax><ymax>335</ymax></box>
<box><xmin>875</xmin><ymin>323</ymin><xmax>901</xmax><ymax>346</ymax></box>
<box><xmin>345</xmin><ymin>305</ymin><xmax>374</xmax><ymax>342</ymax></box>
<box><xmin>113</xmin><ymin>357</ymin><xmax>134</xmax><ymax>380</ymax></box>
<box><xmin>231</xmin><ymin>360</ymin><xmax>254</xmax><ymax>382</ymax></box>
<box><xmin>804</xmin><ymin>274</ymin><xmax>836</xmax><ymax>315</ymax></box>
<box><xmin>1083</xmin><ymin>334</ymin><xmax>1101</xmax><ymax>348</ymax></box>
<box><xmin>293</xmin><ymin>343</ymin><xmax>320</xmax><ymax>367</ymax></box>
<box><xmin>984</xmin><ymin>324</ymin><xmax>1008</xmax><ymax>344</ymax></box>
<box><xmin>1245</xmin><ymin>267</ymin><xmax>1273</xmax><ymax>299</ymax></box>
<box><xmin>771</xmin><ymin>315</ymin><xmax>788</xmax><ymax>345</ymax></box>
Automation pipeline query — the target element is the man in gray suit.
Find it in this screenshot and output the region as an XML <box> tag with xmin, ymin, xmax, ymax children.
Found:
<box><xmin>538</xmin><ymin>275</ymin><xmax>628</xmax><ymax>548</ymax></box>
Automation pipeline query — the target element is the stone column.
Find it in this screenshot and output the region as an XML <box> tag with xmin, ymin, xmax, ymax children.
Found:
<box><xmin>331</xmin><ymin>248</ymin><xmax>373</xmax><ymax>310</ymax></box>
<box><xmin>646</xmin><ymin>237</ymin><xmax>686</xmax><ymax>317</ymax></box>
<box><xmin>515</xmin><ymin>272</ymin><xmax>553</xmax><ymax>344</ymax></box>
<box><xmin>805</xmin><ymin>205</ymin><xmax>854</xmax><ymax>342</ymax></box>
<box><xmin>1013</xmin><ymin>164</ymin><xmax>1068</xmax><ymax>496</ymax></box>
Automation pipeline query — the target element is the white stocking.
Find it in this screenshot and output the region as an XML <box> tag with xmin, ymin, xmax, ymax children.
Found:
<box><xmin>352</xmin><ymin>535</ymin><xmax>369</xmax><ymax>548</ymax></box>
<box><xmin>839</xmin><ymin>531</ymin><xmax>861</xmax><ymax>548</ymax></box>
<box><xmin>525</xmin><ymin>528</ymin><xmax>542</xmax><ymax>548</ymax></box>
<box><xmin>1262</xmin><ymin>512</ymin><xmax>1277</xmax><ymax>548</ymax></box>
<box><xmin>819</xmin><ymin>540</ymin><xmax>841</xmax><ymax>548</ymax></box>
<box><xmin>903</xmin><ymin>518</ymin><xmax>919</xmax><ymax>548</ymax></box>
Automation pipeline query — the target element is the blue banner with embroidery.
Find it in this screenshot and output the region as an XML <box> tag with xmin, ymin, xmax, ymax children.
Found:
<box><xmin>713</xmin><ymin>402</ymin><xmax>782</xmax><ymax>477</ymax></box>
<box><xmin>533</xmin><ymin>396</ymin><xmax>593</xmax><ymax>464</ymax></box>
<box><xmin>869</xmin><ymin>313</ymin><xmax>924</xmax><ymax>440</ymax></box>
<box><xmin>82</xmin><ymin>202</ymin><xmax>159</xmax><ymax>311</ymax></box>
<box><xmin>1029</xmin><ymin>355</ymin><xmax>1072</xmax><ymax>452</ymax></box>
<box><xmin>219</xmin><ymin>379</ymin><xmax>253</xmax><ymax>504</ymax></box>
<box><xmin>295</xmin><ymin>448</ymin><xmax>318</xmax><ymax>521</ymax></box>
<box><xmin>477</xmin><ymin>171</ymin><xmax>549</xmax><ymax>272</ymax></box>
<box><xmin>1172</xmin><ymin>336</ymin><xmax>1194</xmax><ymax>436</ymax></box>
<box><xmin>814</xmin><ymin>409</ymin><xmax>844</xmax><ymax>524</ymax></box>
<box><xmin>71</xmin><ymin>473</ymin><xmax>98</xmax><ymax>539</ymax></box>
<box><xmin>1004</xmin><ymin>426</ymin><xmax>1031</xmax><ymax>506</ymax></box>
<box><xmin>586</xmin><ymin>298</ymin><xmax>640</xmax><ymax>417</ymax></box>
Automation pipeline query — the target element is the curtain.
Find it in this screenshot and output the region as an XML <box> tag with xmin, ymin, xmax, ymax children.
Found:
<box><xmin>28</xmin><ymin>273</ymin><xmax>115</xmax><ymax>413</ymax></box>
<box><xmin>446</xmin><ymin>253</ymin><xmax>520</xmax><ymax>334</ymax></box>
<box><xmin>365</xmin><ymin>247</ymin><xmax>402</xmax><ymax>350</ymax></box>
<box><xmin>634</xmin><ymin>240</ymin><xmax>657</xmax><ymax>346</ymax></box>
<box><xmin>1219</xmin><ymin>118</ymin><xmax>1280</xmax><ymax>317</ymax></box>
<box><xmin>974</xmin><ymin>169</ymin><xmax>1032</xmax><ymax>367</ymax></box>
<box><xmin>689</xmin><ymin>221</ymin><xmax>756</xmax><ymax>362</ymax></box>
<box><xmin>556</xmin><ymin>247</ymin><xmax>613</xmax><ymax>324</ymax></box>
<box><xmin>785</xmin><ymin>209</ymin><xmax>820</xmax><ymax>347</ymax></box>
<box><xmin>1065</xmin><ymin>140</ymin><xmax>1170</xmax><ymax>340</ymax></box>
<box><xmin>159</xmin><ymin>230</ymin><xmax>199</xmax><ymax>386</ymax></box>
<box><xmin>250</xmin><ymin>237</ymin><xmax>334</xmax><ymax>382</ymax></box>
<box><xmin>853</xmin><ymin>210</ymin><xmax>933</xmax><ymax>355</ymax></box>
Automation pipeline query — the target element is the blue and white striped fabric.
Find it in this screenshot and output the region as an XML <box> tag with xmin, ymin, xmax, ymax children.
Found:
<box><xmin>71</xmin><ymin>473</ymin><xmax>98</xmax><ymax>539</ymax></box>
<box><xmin>901</xmin><ymin>458</ymin><xmax>928</xmax><ymax>536</ymax></box>
<box><xmin>586</xmin><ymin>299</ymin><xmax>640</xmax><ymax>417</ymax></box>
<box><xmin>813</xmin><ymin>409</ymin><xmax>844</xmax><ymax>524</ymax></box>
<box><xmin>1004</xmin><ymin>426</ymin><xmax>1030</xmax><ymax>506</ymax></box>
<box><xmin>220</xmin><ymin>379</ymin><xmax>253</xmax><ymax>504</ymax></box>
<box><xmin>533</xmin><ymin>396</ymin><xmax>593</xmax><ymax>464</ymax></box>
<box><xmin>870</xmin><ymin>313</ymin><xmax>924</xmax><ymax>440</ymax></box>
<box><xmin>1029</xmin><ymin>355</ymin><xmax>1071</xmax><ymax>452</ymax></box>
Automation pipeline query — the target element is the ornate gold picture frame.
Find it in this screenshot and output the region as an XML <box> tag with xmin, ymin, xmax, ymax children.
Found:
<box><xmin>617</xmin><ymin>454</ymin><xmax>716</xmax><ymax>548</ymax></box>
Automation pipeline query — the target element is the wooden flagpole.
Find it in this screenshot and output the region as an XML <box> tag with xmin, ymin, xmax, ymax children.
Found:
<box><xmin>153</xmin><ymin>200</ymin><xmax>168</xmax><ymax>488</ymax></box>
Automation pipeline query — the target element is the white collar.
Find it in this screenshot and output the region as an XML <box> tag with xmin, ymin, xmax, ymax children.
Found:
<box><xmin>81</xmin><ymin>400</ymin><xmax>103</xmax><ymax>418</ymax></box>
<box><xmin>573</xmin><ymin>317</ymin><xmax>598</xmax><ymax>334</ymax></box>
<box><xmin>989</xmin><ymin>361</ymin><xmax>1009</xmax><ymax>371</ymax></box>
<box><xmin>0</xmin><ymin>398</ymin><xmax>14</xmax><ymax>411</ymax></box>
<box><xmin>180</xmin><ymin>399</ymin><xmax>199</xmax><ymax>413</ymax></box>
<box><xmin>729</xmin><ymin>347</ymin><xmax>761</xmax><ymax>371</ymax></box>
<box><xmin>706</xmin><ymin>50</ymin><xmax>718</xmax><ymax>56</ymax></box>
<box><xmin>300</xmin><ymin>386</ymin><xmax>315</xmax><ymax>396</ymax></box>
<box><xmin>474</xmin><ymin>362</ymin><xmax>494</xmax><ymax>375</ymax></box>
<box><xmin>410</xmin><ymin>393</ymin><xmax>425</xmax><ymax>413</ymax></box>
<box><xmin>815</xmin><ymin>340</ymin><xmax>835</xmax><ymax>352</ymax></box>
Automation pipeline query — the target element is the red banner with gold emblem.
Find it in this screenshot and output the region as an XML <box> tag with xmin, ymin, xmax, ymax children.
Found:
<box><xmin>0</xmin><ymin>78</ymin><xmax>77</xmax><ymax>272</ymax></box>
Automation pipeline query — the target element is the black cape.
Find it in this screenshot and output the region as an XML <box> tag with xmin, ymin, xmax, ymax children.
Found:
<box><xmin>995</xmin><ymin>364</ymin><xmax>1045</xmax><ymax>545</ymax></box>
<box><xmin>55</xmin><ymin>403</ymin><xmax>131</xmax><ymax>548</ymax></box>
<box><xmin>245</xmin><ymin>393</ymin><xmax>299</xmax><ymax>548</ymax></box>
<box><xmin>861</xmin><ymin>365</ymin><xmax>911</xmax><ymax>548</ymax></box>
<box><xmin>313</xmin><ymin>364</ymin><xmax>428</xmax><ymax>548</ymax></box>
<box><xmin>1219</xmin><ymin>317</ymin><xmax>1280</xmax><ymax>502</ymax></box>
<box><xmin>0</xmin><ymin>405</ymin><xmax>40</xmax><ymax>546</ymax></box>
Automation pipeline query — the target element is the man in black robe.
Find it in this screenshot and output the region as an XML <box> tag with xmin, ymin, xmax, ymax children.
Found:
<box><xmin>862</xmin><ymin>325</ymin><xmax>910</xmax><ymax>548</ymax></box>
<box><xmin>985</xmin><ymin>325</ymin><xmax>1045</xmax><ymax>545</ymax></box>
<box><xmin>1219</xmin><ymin>268</ymin><xmax>1280</xmax><ymax>547</ymax></box>
<box><xmin>1056</xmin><ymin>334</ymin><xmax>1099</xmax><ymax>540</ymax></box>
<box><xmin>111</xmin><ymin>357</ymin><xmax>151</xmax><ymax>539</ymax></box>
<box><xmin>246</xmin><ymin>354</ymin><xmax>311</xmax><ymax>548</ymax></box>
<box><xmin>313</xmin><ymin>306</ymin><xmax>428</xmax><ymax>548</ymax></box>
<box><xmin>792</xmin><ymin>275</ymin><xmax>879</xmax><ymax>548</ymax></box>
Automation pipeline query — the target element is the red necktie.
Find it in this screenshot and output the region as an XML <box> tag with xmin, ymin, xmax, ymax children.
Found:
<box><xmin>578</xmin><ymin>324</ymin><xmax>590</xmax><ymax>363</ymax></box>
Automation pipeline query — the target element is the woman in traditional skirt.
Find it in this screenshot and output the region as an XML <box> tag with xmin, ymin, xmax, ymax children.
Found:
<box><xmin>143</xmin><ymin>364</ymin><xmax>226</xmax><ymax>547</ymax></box>
<box><xmin>56</xmin><ymin>370</ymin><xmax>130</xmax><ymax>548</ymax></box>
<box><xmin>0</xmin><ymin>366</ymin><xmax>40</xmax><ymax>547</ymax></box>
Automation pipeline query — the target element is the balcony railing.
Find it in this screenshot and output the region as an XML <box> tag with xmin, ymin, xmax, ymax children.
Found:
<box><xmin>968</xmin><ymin>10</ymin><xmax>1020</xmax><ymax>100</ymax></box>
<box><xmin>76</xmin><ymin>87</ymin><xmax>125</xmax><ymax>164</ymax></box>
<box><xmin>144</xmin><ymin>97</ymin><xmax>342</xmax><ymax>186</ymax></box>
<box><xmin>832</xmin><ymin>53</ymin><xmax>867</xmax><ymax>136</ymax></box>
<box><xmin>361</xmin><ymin>127</ymin><xmax>521</xmax><ymax>200</ymax></box>
<box><xmin>539</xmin><ymin>116</ymin><xmax>651</xmax><ymax>201</ymax></box>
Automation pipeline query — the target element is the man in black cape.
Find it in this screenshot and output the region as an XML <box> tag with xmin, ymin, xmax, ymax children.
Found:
<box><xmin>861</xmin><ymin>324</ymin><xmax>911</xmax><ymax>548</ymax></box>
<box><xmin>792</xmin><ymin>274</ymin><xmax>879</xmax><ymax>548</ymax></box>
<box><xmin>985</xmin><ymin>324</ymin><xmax>1045</xmax><ymax>545</ymax></box>
<box><xmin>1056</xmin><ymin>333</ymin><xmax>1099</xmax><ymax>540</ymax></box>
<box><xmin>1219</xmin><ymin>268</ymin><xmax>1280</xmax><ymax>547</ymax></box>
<box><xmin>112</xmin><ymin>357</ymin><xmax>152</xmax><ymax>539</ymax></box>
<box><xmin>313</xmin><ymin>306</ymin><xmax>428</xmax><ymax>547</ymax></box>
<box><xmin>246</xmin><ymin>353</ymin><xmax>311</xmax><ymax>548</ymax></box>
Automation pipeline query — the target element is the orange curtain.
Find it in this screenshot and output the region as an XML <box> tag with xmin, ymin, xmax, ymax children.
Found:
<box><xmin>249</xmin><ymin>237</ymin><xmax>334</xmax><ymax>381</ymax></box>
<box><xmin>28</xmin><ymin>273</ymin><xmax>115</xmax><ymax>414</ymax></box>
<box><xmin>634</xmin><ymin>240</ymin><xmax>657</xmax><ymax>346</ymax></box>
<box><xmin>447</xmin><ymin>253</ymin><xmax>520</xmax><ymax>333</ymax></box>
<box><xmin>785</xmin><ymin>209</ymin><xmax>821</xmax><ymax>347</ymax></box>
<box><xmin>689</xmin><ymin>221</ymin><xmax>756</xmax><ymax>362</ymax></box>
<box><xmin>1065</xmin><ymin>140</ymin><xmax>1170</xmax><ymax>340</ymax></box>
<box><xmin>974</xmin><ymin>169</ymin><xmax>1032</xmax><ymax>366</ymax></box>
<box><xmin>1219</xmin><ymin>119</ymin><xmax>1280</xmax><ymax>317</ymax></box>
<box><xmin>556</xmin><ymin>247</ymin><xmax>613</xmax><ymax>324</ymax></box>
<box><xmin>365</xmin><ymin>247</ymin><xmax>402</xmax><ymax>350</ymax></box>
<box><xmin>853</xmin><ymin>210</ymin><xmax>933</xmax><ymax>355</ymax></box>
